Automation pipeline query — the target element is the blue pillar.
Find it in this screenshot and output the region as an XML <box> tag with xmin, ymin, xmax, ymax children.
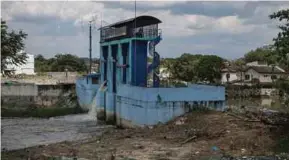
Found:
<box><xmin>117</xmin><ymin>43</ymin><xmax>123</xmax><ymax>85</ymax></box>
<box><xmin>128</xmin><ymin>41</ymin><xmax>132</xmax><ymax>85</ymax></box>
<box><xmin>107</xmin><ymin>45</ymin><xmax>113</xmax><ymax>93</ymax></box>
<box><xmin>97</xmin><ymin>45</ymin><xmax>105</xmax><ymax>121</ymax></box>
<box><xmin>106</xmin><ymin>45</ymin><xmax>116</xmax><ymax>124</ymax></box>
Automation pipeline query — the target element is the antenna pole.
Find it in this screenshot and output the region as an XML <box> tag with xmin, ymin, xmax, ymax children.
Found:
<box><xmin>135</xmin><ymin>0</ymin><xmax>136</xmax><ymax>20</ymax></box>
<box><xmin>134</xmin><ymin>0</ymin><xmax>137</xmax><ymax>85</ymax></box>
<box><xmin>89</xmin><ymin>20</ymin><xmax>92</xmax><ymax>74</ymax></box>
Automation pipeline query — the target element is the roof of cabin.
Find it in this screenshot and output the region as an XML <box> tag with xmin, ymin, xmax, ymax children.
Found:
<box><xmin>246</xmin><ymin>66</ymin><xmax>285</xmax><ymax>74</ymax></box>
<box><xmin>100</xmin><ymin>15</ymin><xmax>162</xmax><ymax>29</ymax></box>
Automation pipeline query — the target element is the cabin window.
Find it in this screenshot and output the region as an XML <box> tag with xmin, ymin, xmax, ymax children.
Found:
<box><xmin>103</xmin><ymin>26</ymin><xmax>127</xmax><ymax>40</ymax></box>
<box><xmin>271</xmin><ymin>75</ymin><xmax>277</xmax><ymax>80</ymax></box>
<box><xmin>226</xmin><ymin>73</ymin><xmax>230</xmax><ymax>79</ymax></box>
<box><xmin>245</xmin><ymin>74</ymin><xmax>250</xmax><ymax>80</ymax></box>
<box><xmin>91</xmin><ymin>77</ymin><xmax>99</xmax><ymax>84</ymax></box>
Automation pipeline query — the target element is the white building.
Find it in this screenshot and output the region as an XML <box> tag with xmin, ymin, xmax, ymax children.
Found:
<box><xmin>240</xmin><ymin>61</ymin><xmax>286</xmax><ymax>83</ymax></box>
<box><xmin>221</xmin><ymin>61</ymin><xmax>288</xmax><ymax>84</ymax></box>
<box><xmin>221</xmin><ymin>68</ymin><xmax>238</xmax><ymax>84</ymax></box>
<box><xmin>5</xmin><ymin>51</ymin><xmax>35</xmax><ymax>75</ymax></box>
<box><xmin>240</xmin><ymin>65</ymin><xmax>285</xmax><ymax>83</ymax></box>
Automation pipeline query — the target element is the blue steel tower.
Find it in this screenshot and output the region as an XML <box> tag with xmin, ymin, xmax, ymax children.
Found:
<box><xmin>97</xmin><ymin>16</ymin><xmax>162</xmax><ymax>123</ymax></box>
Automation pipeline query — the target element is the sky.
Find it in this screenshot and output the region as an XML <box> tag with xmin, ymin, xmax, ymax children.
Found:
<box><xmin>2</xmin><ymin>1</ymin><xmax>289</xmax><ymax>60</ymax></box>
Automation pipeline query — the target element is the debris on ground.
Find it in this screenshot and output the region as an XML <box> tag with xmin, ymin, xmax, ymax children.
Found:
<box><xmin>2</xmin><ymin>110</ymin><xmax>289</xmax><ymax>160</ymax></box>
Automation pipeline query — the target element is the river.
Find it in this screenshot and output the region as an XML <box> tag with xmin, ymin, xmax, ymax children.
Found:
<box><xmin>227</xmin><ymin>97</ymin><xmax>288</xmax><ymax>113</ymax></box>
<box><xmin>1</xmin><ymin>114</ymin><xmax>112</xmax><ymax>151</ymax></box>
<box><xmin>1</xmin><ymin>97</ymin><xmax>287</xmax><ymax>152</ymax></box>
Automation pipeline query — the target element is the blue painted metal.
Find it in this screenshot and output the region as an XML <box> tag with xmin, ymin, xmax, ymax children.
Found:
<box><xmin>131</xmin><ymin>40</ymin><xmax>148</xmax><ymax>86</ymax></box>
<box><xmin>147</xmin><ymin>35</ymin><xmax>161</xmax><ymax>87</ymax></box>
<box><xmin>75</xmin><ymin>74</ymin><xmax>100</xmax><ymax>109</ymax></box>
<box><xmin>115</xmin><ymin>84</ymin><xmax>225</xmax><ymax>126</ymax></box>
<box><xmin>75</xmin><ymin>17</ymin><xmax>227</xmax><ymax>127</ymax></box>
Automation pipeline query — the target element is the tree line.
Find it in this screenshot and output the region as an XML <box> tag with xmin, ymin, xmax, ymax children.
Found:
<box><xmin>1</xmin><ymin>9</ymin><xmax>288</xmax><ymax>80</ymax></box>
<box><xmin>161</xmin><ymin>9</ymin><xmax>288</xmax><ymax>83</ymax></box>
<box><xmin>34</xmin><ymin>54</ymin><xmax>88</xmax><ymax>72</ymax></box>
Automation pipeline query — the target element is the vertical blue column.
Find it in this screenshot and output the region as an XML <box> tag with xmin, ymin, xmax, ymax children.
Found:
<box><xmin>117</xmin><ymin>43</ymin><xmax>123</xmax><ymax>85</ymax></box>
<box><xmin>107</xmin><ymin>45</ymin><xmax>113</xmax><ymax>93</ymax></box>
<box><xmin>106</xmin><ymin>45</ymin><xmax>116</xmax><ymax>124</ymax></box>
<box><xmin>97</xmin><ymin>45</ymin><xmax>105</xmax><ymax>120</ymax></box>
<box><xmin>128</xmin><ymin>40</ymin><xmax>132</xmax><ymax>85</ymax></box>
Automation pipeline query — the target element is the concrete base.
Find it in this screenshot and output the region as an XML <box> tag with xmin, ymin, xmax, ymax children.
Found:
<box><xmin>115</xmin><ymin>114</ymin><xmax>142</xmax><ymax>128</ymax></box>
<box><xmin>105</xmin><ymin>111</ymin><xmax>116</xmax><ymax>125</ymax></box>
<box><xmin>96</xmin><ymin>108</ymin><xmax>105</xmax><ymax>121</ymax></box>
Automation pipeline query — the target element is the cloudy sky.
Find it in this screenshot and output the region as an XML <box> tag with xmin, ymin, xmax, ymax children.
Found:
<box><xmin>2</xmin><ymin>1</ymin><xmax>289</xmax><ymax>60</ymax></box>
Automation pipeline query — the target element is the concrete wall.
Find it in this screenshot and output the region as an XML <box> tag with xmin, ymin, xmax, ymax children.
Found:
<box><xmin>114</xmin><ymin>85</ymin><xmax>225</xmax><ymax>127</ymax></box>
<box><xmin>1</xmin><ymin>83</ymin><xmax>75</xmax><ymax>108</ymax></box>
<box><xmin>75</xmin><ymin>76</ymin><xmax>100</xmax><ymax>109</ymax></box>
<box><xmin>1</xmin><ymin>83</ymin><xmax>37</xmax><ymax>96</ymax></box>
<box><xmin>46</xmin><ymin>72</ymin><xmax>78</xmax><ymax>79</ymax></box>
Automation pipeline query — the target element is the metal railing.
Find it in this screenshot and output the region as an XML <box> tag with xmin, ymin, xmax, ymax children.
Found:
<box><xmin>100</xmin><ymin>28</ymin><xmax>161</xmax><ymax>42</ymax></box>
<box><xmin>133</xmin><ymin>28</ymin><xmax>161</xmax><ymax>39</ymax></box>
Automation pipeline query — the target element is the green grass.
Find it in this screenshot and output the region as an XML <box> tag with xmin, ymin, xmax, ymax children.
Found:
<box><xmin>1</xmin><ymin>106</ymin><xmax>88</xmax><ymax>118</ymax></box>
<box><xmin>274</xmin><ymin>136</ymin><xmax>289</xmax><ymax>153</ymax></box>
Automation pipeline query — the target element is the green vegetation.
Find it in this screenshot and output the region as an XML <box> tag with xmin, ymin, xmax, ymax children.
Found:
<box><xmin>35</xmin><ymin>54</ymin><xmax>88</xmax><ymax>72</ymax></box>
<box><xmin>1</xmin><ymin>20</ymin><xmax>28</xmax><ymax>76</ymax></box>
<box><xmin>1</xmin><ymin>106</ymin><xmax>88</xmax><ymax>118</ymax></box>
<box><xmin>274</xmin><ymin>136</ymin><xmax>289</xmax><ymax>153</ymax></box>
<box><xmin>244</xmin><ymin>45</ymin><xmax>278</xmax><ymax>64</ymax></box>
<box><xmin>162</xmin><ymin>54</ymin><xmax>224</xmax><ymax>84</ymax></box>
<box><xmin>269</xmin><ymin>9</ymin><xmax>289</xmax><ymax>70</ymax></box>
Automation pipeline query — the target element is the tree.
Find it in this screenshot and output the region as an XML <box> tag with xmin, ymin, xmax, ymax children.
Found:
<box><xmin>1</xmin><ymin>20</ymin><xmax>28</xmax><ymax>75</ymax></box>
<box><xmin>34</xmin><ymin>54</ymin><xmax>88</xmax><ymax>72</ymax></box>
<box><xmin>244</xmin><ymin>45</ymin><xmax>277</xmax><ymax>64</ymax></box>
<box><xmin>195</xmin><ymin>55</ymin><xmax>224</xmax><ymax>83</ymax></box>
<box><xmin>165</xmin><ymin>53</ymin><xmax>224</xmax><ymax>84</ymax></box>
<box><xmin>50</xmin><ymin>54</ymin><xmax>87</xmax><ymax>72</ymax></box>
<box><xmin>269</xmin><ymin>9</ymin><xmax>289</xmax><ymax>70</ymax></box>
<box><xmin>169</xmin><ymin>54</ymin><xmax>202</xmax><ymax>82</ymax></box>
<box><xmin>35</xmin><ymin>55</ymin><xmax>50</xmax><ymax>72</ymax></box>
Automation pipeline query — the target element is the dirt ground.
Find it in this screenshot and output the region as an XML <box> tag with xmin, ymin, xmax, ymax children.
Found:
<box><xmin>2</xmin><ymin>111</ymin><xmax>289</xmax><ymax>160</ymax></box>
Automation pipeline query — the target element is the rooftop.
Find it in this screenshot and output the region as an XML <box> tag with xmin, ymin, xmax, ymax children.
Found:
<box><xmin>100</xmin><ymin>15</ymin><xmax>162</xmax><ymax>29</ymax></box>
<box><xmin>245</xmin><ymin>66</ymin><xmax>286</xmax><ymax>74</ymax></box>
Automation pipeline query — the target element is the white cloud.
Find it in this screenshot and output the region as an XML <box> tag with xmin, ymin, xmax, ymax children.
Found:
<box><xmin>2</xmin><ymin>1</ymin><xmax>256</xmax><ymax>37</ymax></box>
<box><xmin>214</xmin><ymin>16</ymin><xmax>255</xmax><ymax>34</ymax></box>
<box><xmin>2</xmin><ymin>1</ymin><xmax>288</xmax><ymax>59</ymax></box>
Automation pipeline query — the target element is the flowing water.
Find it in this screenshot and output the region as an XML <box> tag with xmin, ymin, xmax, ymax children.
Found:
<box><xmin>1</xmin><ymin>89</ymin><xmax>109</xmax><ymax>151</ymax></box>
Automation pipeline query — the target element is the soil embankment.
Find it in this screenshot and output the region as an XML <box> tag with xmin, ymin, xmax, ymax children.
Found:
<box><xmin>2</xmin><ymin>111</ymin><xmax>289</xmax><ymax>160</ymax></box>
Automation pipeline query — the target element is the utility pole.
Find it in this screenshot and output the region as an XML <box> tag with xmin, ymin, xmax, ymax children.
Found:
<box><xmin>89</xmin><ymin>20</ymin><xmax>92</xmax><ymax>74</ymax></box>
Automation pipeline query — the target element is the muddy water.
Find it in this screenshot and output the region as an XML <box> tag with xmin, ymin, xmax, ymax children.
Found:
<box><xmin>227</xmin><ymin>97</ymin><xmax>288</xmax><ymax>113</ymax></box>
<box><xmin>1</xmin><ymin>114</ymin><xmax>111</xmax><ymax>151</ymax></box>
<box><xmin>1</xmin><ymin>90</ymin><xmax>109</xmax><ymax>151</ymax></box>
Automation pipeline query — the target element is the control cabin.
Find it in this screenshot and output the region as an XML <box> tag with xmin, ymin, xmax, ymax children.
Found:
<box><xmin>100</xmin><ymin>15</ymin><xmax>162</xmax><ymax>42</ymax></box>
<box><xmin>99</xmin><ymin>15</ymin><xmax>162</xmax><ymax>95</ymax></box>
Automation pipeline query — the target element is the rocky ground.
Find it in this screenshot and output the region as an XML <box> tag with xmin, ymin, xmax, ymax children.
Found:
<box><xmin>2</xmin><ymin>110</ymin><xmax>289</xmax><ymax>160</ymax></box>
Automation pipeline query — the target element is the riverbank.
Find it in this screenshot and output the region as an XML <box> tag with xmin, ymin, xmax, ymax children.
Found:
<box><xmin>1</xmin><ymin>106</ymin><xmax>88</xmax><ymax>118</ymax></box>
<box><xmin>2</xmin><ymin>111</ymin><xmax>289</xmax><ymax>160</ymax></box>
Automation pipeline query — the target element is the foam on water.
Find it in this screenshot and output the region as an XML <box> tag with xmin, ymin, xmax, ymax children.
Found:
<box><xmin>1</xmin><ymin>85</ymin><xmax>110</xmax><ymax>151</ymax></box>
<box><xmin>49</xmin><ymin>87</ymin><xmax>100</xmax><ymax>122</ymax></box>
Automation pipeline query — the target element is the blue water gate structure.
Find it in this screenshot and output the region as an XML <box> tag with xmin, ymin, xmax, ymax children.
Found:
<box><xmin>76</xmin><ymin>15</ymin><xmax>226</xmax><ymax>127</ymax></box>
